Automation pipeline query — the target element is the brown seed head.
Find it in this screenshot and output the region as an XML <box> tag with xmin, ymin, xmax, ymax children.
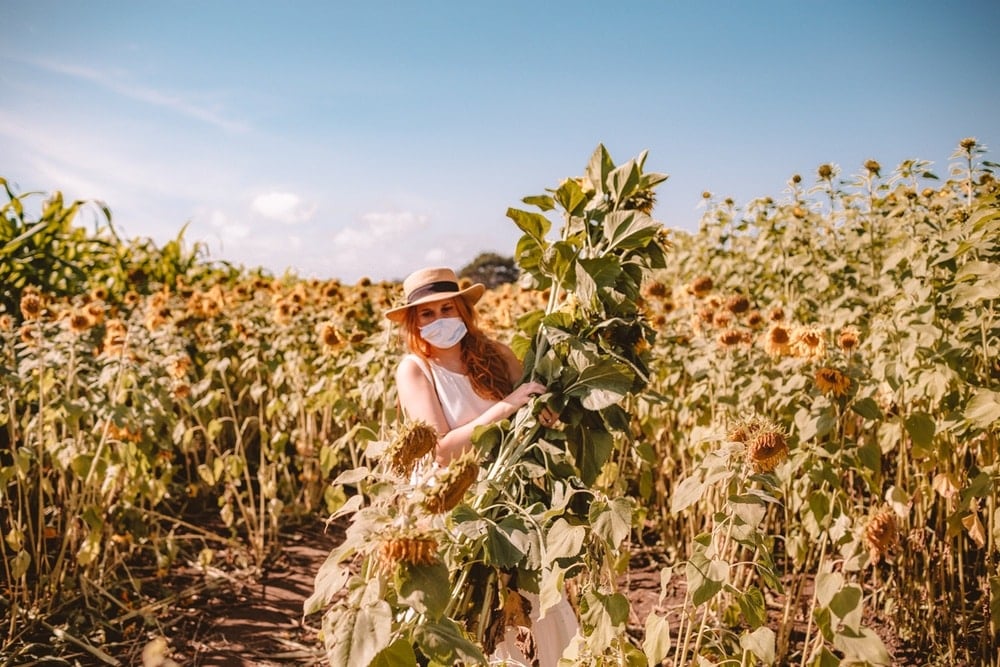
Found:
<box><xmin>690</xmin><ymin>276</ymin><xmax>713</xmax><ymax>298</ymax></box>
<box><xmin>378</xmin><ymin>531</ymin><xmax>439</xmax><ymax>570</ymax></box>
<box><xmin>746</xmin><ymin>429</ymin><xmax>789</xmax><ymax>474</ymax></box>
<box><xmin>815</xmin><ymin>367</ymin><xmax>851</xmax><ymax>397</ymax></box>
<box><xmin>20</xmin><ymin>292</ymin><xmax>42</xmax><ymax>320</ymax></box>
<box><xmin>424</xmin><ymin>450</ymin><xmax>480</xmax><ymax>514</ymax></box>
<box><xmin>818</xmin><ymin>164</ymin><xmax>834</xmax><ymax>179</ymax></box>
<box><xmin>865</xmin><ymin>508</ymin><xmax>899</xmax><ymax>563</ymax></box>
<box><xmin>725</xmin><ymin>294</ymin><xmax>750</xmax><ymax>314</ymax></box>
<box><xmin>837</xmin><ymin>326</ymin><xmax>861</xmax><ymax>352</ymax></box>
<box><xmin>864</xmin><ymin>159</ymin><xmax>881</xmax><ymax>177</ymax></box>
<box><xmin>388</xmin><ymin>421</ymin><xmax>438</xmax><ymax>476</ymax></box>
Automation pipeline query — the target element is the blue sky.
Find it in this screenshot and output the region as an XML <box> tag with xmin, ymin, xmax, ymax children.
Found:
<box><xmin>2</xmin><ymin>1</ymin><xmax>997</xmax><ymax>283</ymax></box>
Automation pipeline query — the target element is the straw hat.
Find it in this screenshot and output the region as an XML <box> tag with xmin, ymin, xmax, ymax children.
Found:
<box><xmin>384</xmin><ymin>267</ymin><xmax>485</xmax><ymax>322</ymax></box>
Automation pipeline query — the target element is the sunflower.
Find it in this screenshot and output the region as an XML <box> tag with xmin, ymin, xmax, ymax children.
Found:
<box><xmin>689</xmin><ymin>276</ymin><xmax>714</xmax><ymax>298</ymax></box>
<box><xmin>717</xmin><ymin>328</ymin><xmax>747</xmax><ymax>348</ymax></box>
<box><xmin>815</xmin><ymin>367</ymin><xmax>850</xmax><ymax>397</ymax></box>
<box><xmin>865</xmin><ymin>508</ymin><xmax>899</xmax><ymax>563</ymax></box>
<box><xmin>377</xmin><ymin>530</ymin><xmax>439</xmax><ymax>571</ymax></box>
<box><xmin>387</xmin><ymin>421</ymin><xmax>438</xmax><ymax>476</ymax></box>
<box><xmin>791</xmin><ymin>325</ymin><xmax>826</xmax><ymax>360</ymax></box>
<box><xmin>837</xmin><ymin>326</ymin><xmax>861</xmax><ymax>353</ymax></box>
<box><xmin>423</xmin><ymin>449</ymin><xmax>480</xmax><ymax>514</ymax></box>
<box><xmin>67</xmin><ymin>308</ymin><xmax>95</xmax><ymax>334</ymax></box>
<box><xmin>319</xmin><ymin>322</ymin><xmax>344</xmax><ymax>350</ymax></box>
<box><xmin>725</xmin><ymin>294</ymin><xmax>750</xmax><ymax>314</ymax></box>
<box><xmin>745</xmin><ymin>425</ymin><xmax>789</xmax><ymax>474</ymax></box>
<box><xmin>20</xmin><ymin>292</ymin><xmax>42</xmax><ymax>320</ymax></box>
<box><xmin>764</xmin><ymin>323</ymin><xmax>792</xmax><ymax>357</ymax></box>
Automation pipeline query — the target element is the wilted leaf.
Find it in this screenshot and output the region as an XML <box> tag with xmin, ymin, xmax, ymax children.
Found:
<box><xmin>740</xmin><ymin>626</ymin><xmax>776</xmax><ymax>665</ymax></box>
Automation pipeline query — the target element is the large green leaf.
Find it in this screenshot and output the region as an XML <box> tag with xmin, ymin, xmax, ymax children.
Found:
<box><xmin>398</xmin><ymin>561</ymin><xmax>451</xmax><ymax>619</ymax></box>
<box><xmin>589</xmin><ymin>497</ymin><xmax>632</xmax><ymax>547</ymax></box>
<box><xmin>413</xmin><ymin>618</ymin><xmax>486</xmax><ymax>666</ymax></box>
<box><xmin>564</xmin><ymin>358</ymin><xmax>633</xmax><ymax>411</ymax></box>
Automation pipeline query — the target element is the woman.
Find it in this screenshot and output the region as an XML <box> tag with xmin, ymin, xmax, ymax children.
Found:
<box><xmin>385</xmin><ymin>266</ymin><xmax>558</xmax><ymax>465</ymax></box>
<box><xmin>385</xmin><ymin>266</ymin><xmax>579</xmax><ymax>667</ymax></box>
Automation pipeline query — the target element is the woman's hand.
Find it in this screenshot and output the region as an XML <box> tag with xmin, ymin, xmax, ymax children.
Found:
<box><xmin>508</xmin><ymin>381</ymin><xmax>560</xmax><ymax>428</ymax></box>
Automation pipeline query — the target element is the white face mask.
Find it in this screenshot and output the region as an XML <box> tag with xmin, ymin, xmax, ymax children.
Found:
<box><xmin>419</xmin><ymin>317</ymin><xmax>468</xmax><ymax>348</ymax></box>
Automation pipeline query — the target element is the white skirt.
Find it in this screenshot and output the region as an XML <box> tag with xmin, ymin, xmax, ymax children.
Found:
<box><xmin>490</xmin><ymin>592</ymin><xmax>580</xmax><ymax>667</ymax></box>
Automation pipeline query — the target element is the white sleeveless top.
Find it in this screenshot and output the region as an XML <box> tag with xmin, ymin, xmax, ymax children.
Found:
<box><xmin>404</xmin><ymin>353</ymin><xmax>496</xmax><ymax>428</ymax></box>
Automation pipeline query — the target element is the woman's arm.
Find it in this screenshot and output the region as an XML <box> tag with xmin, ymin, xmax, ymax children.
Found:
<box><xmin>395</xmin><ymin>354</ymin><xmax>546</xmax><ymax>466</ymax></box>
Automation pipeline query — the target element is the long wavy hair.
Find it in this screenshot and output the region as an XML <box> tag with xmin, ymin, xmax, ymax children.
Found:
<box><xmin>402</xmin><ymin>297</ymin><xmax>513</xmax><ymax>401</ymax></box>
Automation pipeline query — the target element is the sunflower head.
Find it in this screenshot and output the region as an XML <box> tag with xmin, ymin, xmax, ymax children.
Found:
<box><xmin>388</xmin><ymin>421</ymin><xmax>438</xmax><ymax>476</ymax></box>
<box><xmin>837</xmin><ymin>326</ymin><xmax>861</xmax><ymax>353</ymax></box>
<box><xmin>865</xmin><ymin>508</ymin><xmax>899</xmax><ymax>563</ymax></box>
<box><xmin>20</xmin><ymin>292</ymin><xmax>43</xmax><ymax>320</ymax></box>
<box><xmin>815</xmin><ymin>366</ymin><xmax>851</xmax><ymax>397</ymax></box>
<box><xmin>377</xmin><ymin>530</ymin><xmax>439</xmax><ymax>571</ymax></box>
<box><xmin>423</xmin><ymin>449</ymin><xmax>480</xmax><ymax>514</ymax></box>
<box><xmin>744</xmin><ymin>422</ymin><xmax>789</xmax><ymax>474</ymax></box>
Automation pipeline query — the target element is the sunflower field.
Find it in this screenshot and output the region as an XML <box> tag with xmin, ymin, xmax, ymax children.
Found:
<box><xmin>1</xmin><ymin>139</ymin><xmax>998</xmax><ymax>666</ymax></box>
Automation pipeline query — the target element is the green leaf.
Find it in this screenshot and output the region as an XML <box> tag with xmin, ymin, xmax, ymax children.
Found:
<box><xmin>590</xmin><ymin>497</ymin><xmax>632</xmax><ymax>547</ymax></box>
<box><xmin>685</xmin><ymin>551</ymin><xmax>729</xmax><ymax>606</ymax></box>
<box><xmin>832</xmin><ymin>627</ymin><xmax>891</xmax><ymax>666</ymax></box>
<box><xmin>370</xmin><ymin>639</ymin><xmax>417</xmax><ymax>667</ymax></box>
<box><xmin>671</xmin><ymin>474</ymin><xmax>706</xmax><ymax>513</ymax></box>
<box><xmin>965</xmin><ymin>388</ymin><xmax>1000</xmax><ymax>429</ymax></box>
<box><xmin>413</xmin><ymin>618</ymin><xmax>486</xmax><ymax>666</ymax></box>
<box><xmin>814</xmin><ymin>571</ymin><xmax>844</xmax><ymax>607</ymax></box>
<box><xmin>580</xmin><ymin>589</ymin><xmax>629</xmax><ymax>653</ymax></box>
<box><xmin>545</xmin><ymin>518</ymin><xmax>586</xmax><ymax>562</ymax></box>
<box><xmin>329</xmin><ymin>598</ymin><xmax>393</xmax><ymax>667</ymax></box>
<box><xmin>602</xmin><ymin>210</ymin><xmax>660</xmax><ymax>252</ymax></box>
<box><xmin>738</xmin><ymin>586</ymin><xmax>767</xmax><ymax>628</ymax></box>
<box><xmin>851</xmin><ymin>397</ymin><xmax>883</xmax><ymax>421</ymax></box>
<box><xmin>398</xmin><ymin>561</ymin><xmax>451</xmax><ymax>619</ymax></box>
<box><xmin>740</xmin><ymin>626</ymin><xmax>776</xmax><ymax>665</ymax></box>
<box><xmin>564</xmin><ymin>358</ymin><xmax>632</xmax><ymax>411</ymax></box>
<box><xmin>829</xmin><ymin>584</ymin><xmax>863</xmax><ymax>632</ymax></box>
<box><xmin>642</xmin><ymin>612</ymin><xmax>671</xmax><ymax>665</ymax></box>
<box><xmin>506</xmin><ymin>207</ymin><xmax>552</xmax><ymax>243</ymax></box>
<box><xmin>904</xmin><ymin>412</ymin><xmax>936</xmax><ymax>453</ymax></box>
<box><xmin>522</xmin><ymin>194</ymin><xmax>555</xmax><ymax>211</ymax></box>
<box><xmin>485</xmin><ymin>523</ymin><xmax>525</xmax><ymax>569</ymax></box>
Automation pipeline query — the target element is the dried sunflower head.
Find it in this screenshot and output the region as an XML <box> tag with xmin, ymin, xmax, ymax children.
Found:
<box><xmin>725</xmin><ymin>294</ymin><xmax>750</xmax><ymax>314</ymax></box>
<box><xmin>387</xmin><ymin>421</ymin><xmax>438</xmax><ymax>476</ymax></box>
<box><xmin>377</xmin><ymin>530</ymin><xmax>440</xmax><ymax>571</ymax></box>
<box><xmin>689</xmin><ymin>276</ymin><xmax>714</xmax><ymax>298</ymax></box>
<box><xmin>744</xmin><ymin>421</ymin><xmax>789</xmax><ymax>474</ymax></box>
<box><xmin>837</xmin><ymin>326</ymin><xmax>861</xmax><ymax>353</ymax></box>
<box><xmin>764</xmin><ymin>323</ymin><xmax>792</xmax><ymax>357</ymax></box>
<box><xmin>865</xmin><ymin>508</ymin><xmax>899</xmax><ymax>563</ymax></box>
<box><xmin>791</xmin><ymin>325</ymin><xmax>826</xmax><ymax>361</ymax></box>
<box><xmin>423</xmin><ymin>449</ymin><xmax>480</xmax><ymax>514</ymax></box>
<box><xmin>815</xmin><ymin>367</ymin><xmax>851</xmax><ymax>397</ymax></box>
<box><xmin>20</xmin><ymin>292</ymin><xmax>43</xmax><ymax>320</ymax></box>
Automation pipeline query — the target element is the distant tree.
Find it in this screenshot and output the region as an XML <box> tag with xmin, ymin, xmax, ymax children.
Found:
<box><xmin>458</xmin><ymin>252</ymin><xmax>518</xmax><ymax>288</ymax></box>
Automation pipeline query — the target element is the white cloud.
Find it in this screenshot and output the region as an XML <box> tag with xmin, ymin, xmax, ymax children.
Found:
<box><xmin>250</xmin><ymin>191</ymin><xmax>317</xmax><ymax>224</ymax></box>
<box><xmin>331</xmin><ymin>210</ymin><xmax>429</xmax><ymax>249</ymax></box>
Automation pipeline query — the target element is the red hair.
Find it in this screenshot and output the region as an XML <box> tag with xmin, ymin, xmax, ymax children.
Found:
<box><xmin>402</xmin><ymin>297</ymin><xmax>512</xmax><ymax>401</ymax></box>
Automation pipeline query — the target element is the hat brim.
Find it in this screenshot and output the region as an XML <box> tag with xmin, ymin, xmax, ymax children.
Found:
<box><xmin>384</xmin><ymin>283</ymin><xmax>485</xmax><ymax>322</ymax></box>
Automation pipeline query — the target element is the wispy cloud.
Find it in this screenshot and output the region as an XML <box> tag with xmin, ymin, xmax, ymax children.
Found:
<box><xmin>332</xmin><ymin>211</ymin><xmax>429</xmax><ymax>249</ymax></box>
<box><xmin>251</xmin><ymin>191</ymin><xmax>317</xmax><ymax>224</ymax></box>
<box><xmin>15</xmin><ymin>56</ymin><xmax>249</xmax><ymax>133</ymax></box>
